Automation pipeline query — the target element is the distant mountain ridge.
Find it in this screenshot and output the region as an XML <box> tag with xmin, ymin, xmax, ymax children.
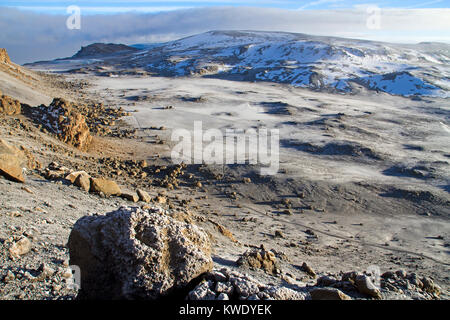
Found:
<box><xmin>31</xmin><ymin>31</ymin><xmax>450</xmax><ymax>98</ymax></box>
<box><xmin>72</xmin><ymin>43</ymin><xmax>139</xmax><ymax>59</ymax></box>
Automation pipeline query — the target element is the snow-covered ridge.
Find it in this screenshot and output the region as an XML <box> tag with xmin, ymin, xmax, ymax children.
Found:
<box><xmin>137</xmin><ymin>31</ymin><xmax>448</xmax><ymax>97</ymax></box>
<box><xmin>34</xmin><ymin>30</ymin><xmax>450</xmax><ymax>98</ymax></box>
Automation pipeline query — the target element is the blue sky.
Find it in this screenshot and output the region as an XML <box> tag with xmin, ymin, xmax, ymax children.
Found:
<box><xmin>3</xmin><ymin>0</ymin><xmax>450</xmax><ymax>14</ymax></box>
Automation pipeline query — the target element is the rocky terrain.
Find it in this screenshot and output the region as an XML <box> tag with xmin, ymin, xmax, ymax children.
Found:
<box><xmin>1</xmin><ymin>29</ymin><xmax>450</xmax><ymax>302</ymax></box>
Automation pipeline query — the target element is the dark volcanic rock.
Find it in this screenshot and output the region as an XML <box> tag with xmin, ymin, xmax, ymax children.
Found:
<box><xmin>72</xmin><ymin>43</ymin><xmax>139</xmax><ymax>59</ymax></box>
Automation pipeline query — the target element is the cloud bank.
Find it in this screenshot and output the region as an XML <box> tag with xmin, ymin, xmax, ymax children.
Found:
<box><xmin>1</xmin><ymin>6</ymin><xmax>449</xmax><ymax>64</ymax></box>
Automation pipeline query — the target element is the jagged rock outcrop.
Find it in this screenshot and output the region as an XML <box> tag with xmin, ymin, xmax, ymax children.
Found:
<box><xmin>36</xmin><ymin>98</ymin><xmax>92</xmax><ymax>151</ymax></box>
<box><xmin>0</xmin><ymin>90</ymin><xmax>21</xmax><ymax>116</ymax></box>
<box><xmin>236</xmin><ymin>246</ymin><xmax>281</xmax><ymax>275</ymax></box>
<box><xmin>0</xmin><ymin>48</ymin><xmax>11</xmax><ymax>64</ymax></box>
<box><xmin>68</xmin><ymin>206</ymin><xmax>213</xmax><ymax>299</ymax></box>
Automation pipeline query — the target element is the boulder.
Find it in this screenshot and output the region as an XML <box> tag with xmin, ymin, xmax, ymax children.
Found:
<box><xmin>355</xmin><ymin>275</ymin><xmax>382</xmax><ymax>299</ymax></box>
<box><xmin>421</xmin><ymin>277</ymin><xmax>441</xmax><ymax>296</ymax></box>
<box><xmin>301</xmin><ymin>262</ymin><xmax>316</xmax><ymax>278</ymax></box>
<box><xmin>121</xmin><ymin>192</ymin><xmax>139</xmax><ymax>203</ymax></box>
<box><xmin>74</xmin><ymin>173</ymin><xmax>91</xmax><ymax>192</ymax></box>
<box><xmin>0</xmin><ymin>139</ymin><xmax>31</xmax><ymax>183</ymax></box>
<box><xmin>65</xmin><ymin>171</ymin><xmax>90</xmax><ymax>184</ymax></box>
<box><xmin>136</xmin><ymin>189</ymin><xmax>151</xmax><ymax>203</ymax></box>
<box><xmin>90</xmin><ymin>178</ymin><xmax>121</xmax><ymax>196</ymax></box>
<box><xmin>0</xmin><ymin>153</ymin><xmax>24</xmax><ymax>183</ymax></box>
<box><xmin>68</xmin><ymin>206</ymin><xmax>213</xmax><ymax>299</ymax></box>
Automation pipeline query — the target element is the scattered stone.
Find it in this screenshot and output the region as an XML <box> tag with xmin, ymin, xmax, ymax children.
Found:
<box><xmin>0</xmin><ymin>90</ymin><xmax>21</xmax><ymax>116</ymax></box>
<box><xmin>215</xmin><ymin>281</ymin><xmax>234</xmax><ymax>296</ymax></box>
<box><xmin>215</xmin><ymin>223</ymin><xmax>238</xmax><ymax>243</ymax></box>
<box><xmin>90</xmin><ymin>178</ymin><xmax>121</xmax><ymax>196</ymax></box>
<box><xmin>217</xmin><ymin>293</ymin><xmax>229</xmax><ymax>300</ymax></box>
<box><xmin>395</xmin><ymin>270</ymin><xmax>407</xmax><ymax>278</ymax></box>
<box><xmin>136</xmin><ymin>189</ymin><xmax>151</xmax><ymax>203</ymax></box>
<box><xmin>274</xmin><ymin>230</ymin><xmax>285</xmax><ymax>238</ymax></box>
<box><xmin>21</xmin><ymin>186</ymin><xmax>34</xmax><ymax>194</ymax></box>
<box><xmin>237</xmin><ymin>247</ymin><xmax>280</xmax><ymax>275</ymax></box>
<box><xmin>68</xmin><ymin>206</ymin><xmax>213</xmax><ymax>299</ymax></box>
<box><xmin>421</xmin><ymin>277</ymin><xmax>441</xmax><ymax>296</ymax></box>
<box><xmin>310</xmin><ymin>287</ymin><xmax>352</xmax><ymax>300</ymax></box>
<box><xmin>65</xmin><ymin>171</ymin><xmax>89</xmax><ymax>184</ymax></box>
<box><xmin>355</xmin><ymin>274</ymin><xmax>382</xmax><ymax>299</ymax></box>
<box><xmin>301</xmin><ymin>262</ymin><xmax>316</xmax><ymax>278</ymax></box>
<box><xmin>37</xmin><ymin>263</ymin><xmax>56</xmax><ymax>280</ymax></box>
<box><xmin>74</xmin><ymin>173</ymin><xmax>91</xmax><ymax>192</ymax></box>
<box><xmin>188</xmin><ymin>281</ymin><xmax>216</xmax><ymax>300</ymax></box>
<box><xmin>316</xmin><ymin>275</ymin><xmax>337</xmax><ymax>287</ymax></box>
<box><xmin>4</xmin><ymin>270</ymin><xmax>15</xmax><ymax>282</ymax></box>
<box><xmin>263</xmin><ymin>287</ymin><xmax>307</xmax><ymax>300</ymax></box>
<box><xmin>121</xmin><ymin>192</ymin><xmax>139</xmax><ymax>203</ymax></box>
<box><xmin>41</xmin><ymin>162</ymin><xmax>71</xmax><ymax>180</ymax></box>
<box><xmin>230</xmin><ymin>275</ymin><xmax>261</xmax><ymax>297</ymax></box>
<box><xmin>9</xmin><ymin>237</ymin><xmax>32</xmax><ymax>258</ymax></box>
<box><xmin>155</xmin><ymin>195</ymin><xmax>167</xmax><ymax>204</ymax></box>
<box><xmin>6</xmin><ymin>211</ymin><xmax>22</xmax><ymax>217</ymax></box>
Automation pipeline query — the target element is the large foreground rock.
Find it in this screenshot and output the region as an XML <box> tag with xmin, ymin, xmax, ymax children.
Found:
<box><xmin>68</xmin><ymin>206</ymin><xmax>213</xmax><ymax>299</ymax></box>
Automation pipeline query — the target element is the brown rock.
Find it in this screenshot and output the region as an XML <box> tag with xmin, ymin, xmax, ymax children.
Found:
<box><xmin>301</xmin><ymin>262</ymin><xmax>316</xmax><ymax>278</ymax></box>
<box><xmin>9</xmin><ymin>237</ymin><xmax>31</xmax><ymax>257</ymax></box>
<box><xmin>0</xmin><ymin>139</ymin><xmax>33</xmax><ymax>182</ymax></box>
<box><xmin>216</xmin><ymin>223</ymin><xmax>238</xmax><ymax>243</ymax></box>
<box><xmin>155</xmin><ymin>195</ymin><xmax>167</xmax><ymax>204</ymax></box>
<box><xmin>0</xmin><ymin>139</ymin><xmax>36</xmax><ymax>172</ymax></box>
<box><xmin>355</xmin><ymin>275</ymin><xmax>382</xmax><ymax>299</ymax></box>
<box><xmin>421</xmin><ymin>277</ymin><xmax>441</xmax><ymax>296</ymax></box>
<box><xmin>136</xmin><ymin>189</ymin><xmax>151</xmax><ymax>203</ymax></box>
<box><xmin>0</xmin><ymin>92</ymin><xmax>21</xmax><ymax>116</ymax></box>
<box><xmin>0</xmin><ymin>153</ymin><xmax>24</xmax><ymax>183</ymax></box>
<box><xmin>90</xmin><ymin>178</ymin><xmax>121</xmax><ymax>196</ymax></box>
<box><xmin>0</xmin><ymin>48</ymin><xmax>11</xmax><ymax>64</ymax></box>
<box><xmin>37</xmin><ymin>98</ymin><xmax>92</xmax><ymax>151</ymax></box>
<box><xmin>121</xmin><ymin>193</ymin><xmax>139</xmax><ymax>203</ymax></box>
<box><xmin>65</xmin><ymin>171</ymin><xmax>90</xmax><ymax>184</ymax></box>
<box><xmin>74</xmin><ymin>173</ymin><xmax>91</xmax><ymax>192</ymax></box>
<box><xmin>310</xmin><ymin>288</ymin><xmax>352</xmax><ymax>300</ymax></box>
<box><xmin>237</xmin><ymin>247</ymin><xmax>280</xmax><ymax>275</ymax></box>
